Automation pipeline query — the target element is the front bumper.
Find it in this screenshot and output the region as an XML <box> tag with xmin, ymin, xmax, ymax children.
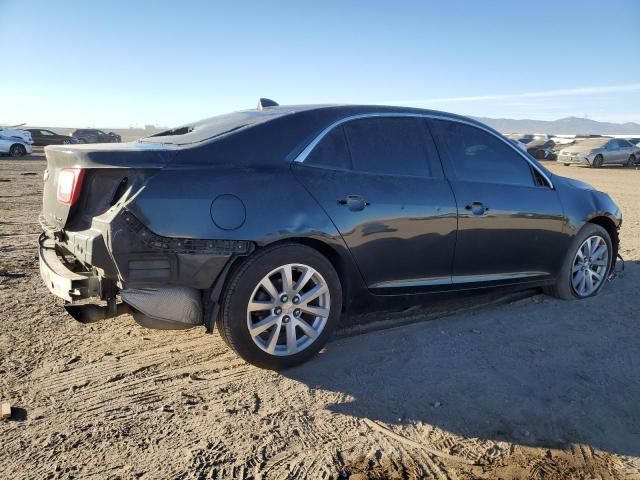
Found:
<box><xmin>558</xmin><ymin>154</ymin><xmax>590</xmax><ymax>165</ymax></box>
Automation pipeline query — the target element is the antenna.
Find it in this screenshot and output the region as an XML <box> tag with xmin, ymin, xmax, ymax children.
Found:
<box><xmin>258</xmin><ymin>98</ymin><xmax>279</xmax><ymax>110</ymax></box>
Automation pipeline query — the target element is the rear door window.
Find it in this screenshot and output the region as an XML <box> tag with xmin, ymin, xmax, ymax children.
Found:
<box><xmin>430</xmin><ymin>120</ymin><xmax>534</xmax><ymax>186</ymax></box>
<box><xmin>304</xmin><ymin>126</ymin><xmax>352</xmax><ymax>171</ymax></box>
<box><xmin>343</xmin><ymin>117</ymin><xmax>434</xmax><ymax>177</ymax></box>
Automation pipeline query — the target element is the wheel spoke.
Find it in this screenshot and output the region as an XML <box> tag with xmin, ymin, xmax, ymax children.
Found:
<box><xmin>260</xmin><ymin>276</ymin><xmax>280</xmax><ymax>300</ymax></box>
<box><xmin>285</xmin><ymin>320</ymin><xmax>297</xmax><ymax>354</ymax></box>
<box><xmin>591</xmin><ymin>270</ymin><xmax>603</xmax><ymax>282</ymax></box>
<box><xmin>585</xmin><ymin>271</ymin><xmax>594</xmax><ymax>293</ymax></box>
<box><xmin>296</xmin><ymin>319</ymin><xmax>319</xmax><ymax>340</ymax></box>
<box><xmin>248</xmin><ymin>299</ymin><xmax>275</xmax><ymax>312</ymax></box>
<box><xmin>279</xmin><ymin>265</ymin><xmax>293</xmax><ymax>291</ymax></box>
<box><xmin>573</xmin><ymin>270</ymin><xmax>584</xmax><ymax>290</ymax></box>
<box><xmin>300</xmin><ymin>283</ymin><xmax>328</xmax><ymax>304</ymax></box>
<box><xmin>265</xmin><ymin>321</ymin><xmax>282</xmax><ymax>354</ymax></box>
<box><xmin>592</xmin><ymin>245</ymin><xmax>607</xmax><ymax>261</ymax></box>
<box><xmin>249</xmin><ymin>315</ymin><xmax>279</xmax><ymax>336</ymax></box>
<box><xmin>572</xmin><ymin>263</ymin><xmax>583</xmax><ymax>273</ymax></box>
<box><xmin>300</xmin><ymin>305</ymin><xmax>329</xmax><ymax>318</ymax></box>
<box><xmin>592</xmin><ymin>259</ymin><xmax>608</xmax><ymax>267</ymax></box>
<box><xmin>293</xmin><ymin>267</ymin><xmax>314</xmax><ymax>293</ymax></box>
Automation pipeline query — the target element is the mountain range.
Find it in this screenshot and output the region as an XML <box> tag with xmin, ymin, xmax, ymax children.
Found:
<box><xmin>473</xmin><ymin>116</ymin><xmax>640</xmax><ymax>135</ymax></box>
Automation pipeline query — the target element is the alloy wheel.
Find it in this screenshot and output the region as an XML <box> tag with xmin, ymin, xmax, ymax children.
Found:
<box><xmin>246</xmin><ymin>263</ymin><xmax>330</xmax><ymax>356</ymax></box>
<box><xmin>571</xmin><ymin>235</ymin><xmax>609</xmax><ymax>297</ymax></box>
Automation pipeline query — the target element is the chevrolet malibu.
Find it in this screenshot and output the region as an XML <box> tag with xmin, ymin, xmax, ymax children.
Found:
<box><xmin>39</xmin><ymin>102</ymin><xmax>622</xmax><ymax>369</ymax></box>
<box><xmin>557</xmin><ymin>137</ymin><xmax>636</xmax><ymax>167</ymax></box>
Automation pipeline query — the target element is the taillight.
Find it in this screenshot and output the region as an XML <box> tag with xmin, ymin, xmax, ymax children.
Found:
<box><xmin>57</xmin><ymin>168</ymin><xmax>85</xmax><ymax>205</ymax></box>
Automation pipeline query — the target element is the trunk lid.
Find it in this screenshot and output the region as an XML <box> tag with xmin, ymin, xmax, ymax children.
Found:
<box><xmin>42</xmin><ymin>143</ymin><xmax>175</xmax><ymax>232</ymax></box>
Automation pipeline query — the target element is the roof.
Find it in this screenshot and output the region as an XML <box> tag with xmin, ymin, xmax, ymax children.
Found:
<box><xmin>139</xmin><ymin>103</ymin><xmax>490</xmax><ymax>146</ymax></box>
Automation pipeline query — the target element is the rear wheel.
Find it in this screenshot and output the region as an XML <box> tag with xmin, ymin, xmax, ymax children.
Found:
<box><xmin>592</xmin><ymin>154</ymin><xmax>603</xmax><ymax>168</ymax></box>
<box><xmin>216</xmin><ymin>243</ymin><xmax>342</xmax><ymax>369</ymax></box>
<box><xmin>545</xmin><ymin>223</ymin><xmax>612</xmax><ymax>300</ymax></box>
<box><xmin>9</xmin><ymin>144</ymin><xmax>26</xmax><ymax>157</ymax></box>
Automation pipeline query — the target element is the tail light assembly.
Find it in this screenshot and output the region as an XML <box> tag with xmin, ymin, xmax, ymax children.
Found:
<box><xmin>57</xmin><ymin>168</ymin><xmax>85</xmax><ymax>205</ymax></box>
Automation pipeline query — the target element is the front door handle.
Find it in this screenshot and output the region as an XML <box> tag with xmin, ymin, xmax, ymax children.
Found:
<box><xmin>465</xmin><ymin>201</ymin><xmax>489</xmax><ymax>216</ymax></box>
<box><xmin>337</xmin><ymin>195</ymin><xmax>370</xmax><ymax>211</ymax></box>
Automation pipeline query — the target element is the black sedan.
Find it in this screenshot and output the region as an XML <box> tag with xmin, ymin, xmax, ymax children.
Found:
<box><xmin>27</xmin><ymin>129</ymin><xmax>77</xmax><ymax>146</ymax></box>
<box><xmin>71</xmin><ymin>128</ymin><xmax>122</xmax><ymax>143</ymax></box>
<box><xmin>38</xmin><ymin>102</ymin><xmax>622</xmax><ymax>369</ymax></box>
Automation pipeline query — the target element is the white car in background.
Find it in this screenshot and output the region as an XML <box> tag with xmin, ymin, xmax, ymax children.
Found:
<box><xmin>0</xmin><ymin>125</ymin><xmax>33</xmax><ymax>144</ymax></box>
<box><xmin>0</xmin><ymin>134</ymin><xmax>33</xmax><ymax>157</ymax></box>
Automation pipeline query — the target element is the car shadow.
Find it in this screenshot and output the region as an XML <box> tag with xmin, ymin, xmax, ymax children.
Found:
<box><xmin>283</xmin><ymin>261</ymin><xmax>640</xmax><ymax>457</ymax></box>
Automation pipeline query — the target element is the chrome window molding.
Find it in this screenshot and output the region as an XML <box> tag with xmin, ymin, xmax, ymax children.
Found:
<box><xmin>293</xmin><ymin>112</ymin><xmax>554</xmax><ymax>189</ymax></box>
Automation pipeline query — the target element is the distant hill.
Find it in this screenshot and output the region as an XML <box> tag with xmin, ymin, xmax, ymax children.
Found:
<box><xmin>473</xmin><ymin>116</ymin><xmax>640</xmax><ymax>136</ymax></box>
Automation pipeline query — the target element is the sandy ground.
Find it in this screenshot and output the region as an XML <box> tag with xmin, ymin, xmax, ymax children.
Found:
<box><xmin>1</xmin><ymin>151</ymin><xmax>639</xmax><ymax>479</ymax></box>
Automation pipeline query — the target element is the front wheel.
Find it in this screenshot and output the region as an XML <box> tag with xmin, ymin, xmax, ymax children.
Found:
<box><xmin>626</xmin><ymin>155</ymin><xmax>635</xmax><ymax>167</ymax></box>
<box><xmin>9</xmin><ymin>144</ymin><xmax>26</xmax><ymax>157</ymax></box>
<box><xmin>545</xmin><ymin>224</ymin><xmax>612</xmax><ymax>300</ymax></box>
<box><xmin>216</xmin><ymin>243</ymin><xmax>342</xmax><ymax>369</ymax></box>
<box><xmin>592</xmin><ymin>154</ymin><xmax>604</xmax><ymax>168</ymax></box>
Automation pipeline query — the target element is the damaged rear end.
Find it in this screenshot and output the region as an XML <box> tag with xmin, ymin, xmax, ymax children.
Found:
<box><xmin>38</xmin><ymin>142</ymin><xmax>238</xmax><ymax>329</ymax></box>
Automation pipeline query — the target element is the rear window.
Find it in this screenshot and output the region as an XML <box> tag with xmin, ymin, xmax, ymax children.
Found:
<box><xmin>139</xmin><ymin>109</ymin><xmax>293</xmax><ymax>146</ymax></box>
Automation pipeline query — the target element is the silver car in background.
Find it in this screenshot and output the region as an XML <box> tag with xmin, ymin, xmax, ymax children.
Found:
<box><xmin>557</xmin><ymin>137</ymin><xmax>637</xmax><ymax>167</ymax></box>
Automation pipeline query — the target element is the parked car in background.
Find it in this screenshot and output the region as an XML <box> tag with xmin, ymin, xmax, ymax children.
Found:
<box><xmin>505</xmin><ymin>134</ymin><xmax>556</xmax><ymax>160</ymax></box>
<box><xmin>524</xmin><ymin>138</ymin><xmax>557</xmax><ymax>160</ymax></box>
<box><xmin>71</xmin><ymin>129</ymin><xmax>122</xmax><ymax>144</ymax></box>
<box><xmin>0</xmin><ymin>126</ymin><xmax>33</xmax><ymax>145</ymax></box>
<box><xmin>27</xmin><ymin>129</ymin><xmax>78</xmax><ymax>146</ymax></box>
<box><xmin>39</xmin><ymin>102</ymin><xmax>622</xmax><ymax>369</ymax></box>
<box><xmin>507</xmin><ymin>137</ymin><xmax>528</xmax><ymax>152</ymax></box>
<box><xmin>0</xmin><ymin>135</ymin><xmax>33</xmax><ymax>157</ymax></box>
<box><xmin>558</xmin><ymin>137</ymin><xmax>636</xmax><ymax>167</ymax></box>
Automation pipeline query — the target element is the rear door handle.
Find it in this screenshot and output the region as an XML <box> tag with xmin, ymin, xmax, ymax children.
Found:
<box><xmin>337</xmin><ymin>195</ymin><xmax>370</xmax><ymax>211</ymax></box>
<box><xmin>464</xmin><ymin>201</ymin><xmax>489</xmax><ymax>215</ymax></box>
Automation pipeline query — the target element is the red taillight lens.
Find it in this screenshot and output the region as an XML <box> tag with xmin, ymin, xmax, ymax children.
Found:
<box><xmin>57</xmin><ymin>168</ymin><xmax>85</xmax><ymax>205</ymax></box>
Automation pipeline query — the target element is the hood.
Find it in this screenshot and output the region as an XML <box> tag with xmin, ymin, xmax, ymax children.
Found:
<box><xmin>557</xmin><ymin>176</ymin><xmax>596</xmax><ymax>191</ymax></box>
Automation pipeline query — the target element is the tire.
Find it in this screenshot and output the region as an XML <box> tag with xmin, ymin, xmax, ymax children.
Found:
<box><xmin>563</xmin><ymin>163</ymin><xmax>570</xmax><ymax>166</ymax></box>
<box><xmin>9</xmin><ymin>144</ymin><xmax>26</xmax><ymax>157</ymax></box>
<box><xmin>78</xmin><ymin>139</ymin><xmax>86</xmax><ymax>144</ymax></box>
<box><xmin>63</xmin><ymin>140</ymin><xmax>70</xmax><ymax>145</ymax></box>
<box><xmin>592</xmin><ymin>154</ymin><xmax>603</xmax><ymax>168</ymax></box>
<box><xmin>216</xmin><ymin>243</ymin><xmax>342</xmax><ymax>369</ymax></box>
<box><xmin>626</xmin><ymin>155</ymin><xmax>635</xmax><ymax>167</ymax></box>
<box><xmin>544</xmin><ymin>223</ymin><xmax>612</xmax><ymax>300</ymax></box>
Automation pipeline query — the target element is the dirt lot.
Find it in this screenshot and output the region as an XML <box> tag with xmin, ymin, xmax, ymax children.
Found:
<box><xmin>1</xmin><ymin>151</ymin><xmax>639</xmax><ymax>479</ymax></box>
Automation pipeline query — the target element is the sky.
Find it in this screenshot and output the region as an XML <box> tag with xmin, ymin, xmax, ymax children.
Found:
<box><xmin>1</xmin><ymin>0</ymin><xmax>639</xmax><ymax>128</ymax></box>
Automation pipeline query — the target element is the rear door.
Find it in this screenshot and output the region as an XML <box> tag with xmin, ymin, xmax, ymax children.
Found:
<box><xmin>293</xmin><ymin>116</ymin><xmax>458</xmax><ymax>291</ymax></box>
<box><xmin>428</xmin><ymin>119</ymin><xmax>567</xmax><ymax>286</ymax></box>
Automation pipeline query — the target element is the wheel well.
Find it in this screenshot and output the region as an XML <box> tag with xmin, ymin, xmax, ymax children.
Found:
<box><xmin>588</xmin><ymin>216</ymin><xmax>619</xmax><ymax>255</ymax></box>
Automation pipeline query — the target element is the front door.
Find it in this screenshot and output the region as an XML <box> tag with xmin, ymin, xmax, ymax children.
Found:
<box><xmin>428</xmin><ymin>119</ymin><xmax>567</xmax><ymax>286</ymax></box>
<box><xmin>293</xmin><ymin>116</ymin><xmax>458</xmax><ymax>291</ymax></box>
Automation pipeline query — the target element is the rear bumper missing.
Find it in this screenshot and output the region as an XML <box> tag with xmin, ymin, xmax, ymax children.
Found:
<box><xmin>39</xmin><ymin>235</ymin><xmax>104</xmax><ymax>302</ymax></box>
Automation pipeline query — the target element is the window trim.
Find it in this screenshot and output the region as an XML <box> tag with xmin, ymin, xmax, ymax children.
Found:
<box><xmin>293</xmin><ymin>112</ymin><xmax>554</xmax><ymax>189</ymax></box>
